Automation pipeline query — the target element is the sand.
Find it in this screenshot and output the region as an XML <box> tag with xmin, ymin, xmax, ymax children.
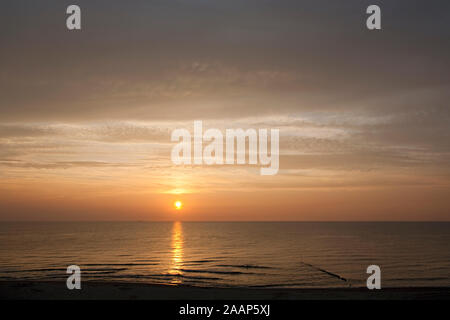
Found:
<box><xmin>0</xmin><ymin>281</ymin><xmax>449</xmax><ymax>300</ymax></box>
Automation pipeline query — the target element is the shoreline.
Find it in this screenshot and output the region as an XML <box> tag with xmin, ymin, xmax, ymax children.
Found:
<box><xmin>0</xmin><ymin>281</ymin><xmax>449</xmax><ymax>300</ymax></box>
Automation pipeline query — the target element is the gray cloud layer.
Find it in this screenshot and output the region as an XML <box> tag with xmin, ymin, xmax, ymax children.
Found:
<box><xmin>1</xmin><ymin>0</ymin><xmax>449</xmax><ymax>121</ymax></box>
<box><xmin>0</xmin><ymin>1</ymin><xmax>449</xmax><ymax>196</ymax></box>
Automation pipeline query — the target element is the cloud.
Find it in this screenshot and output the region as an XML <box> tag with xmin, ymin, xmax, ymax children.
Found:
<box><xmin>0</xmin><ymin>160</ymin><xmax>139</xmax><ymax>170</ymax></box>
<box><xmin>1</xmin><ymin>1</ymin><xmax>450</xmax><ymax>121</ymax></box>
<box><xmin>0</xmin><ymin>1</ymin><xmax>449</xmax><ymax>219</ymax></box>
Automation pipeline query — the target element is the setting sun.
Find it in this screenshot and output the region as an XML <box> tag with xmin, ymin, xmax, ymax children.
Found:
<box><xmin>174</xmin><ymin>201</ymin><xmax>183</xmax><ymax>210</ymax></box>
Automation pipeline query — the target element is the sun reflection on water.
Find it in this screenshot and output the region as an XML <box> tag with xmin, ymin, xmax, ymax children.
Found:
<box><xmin>168</xmin><ymin>221</ymin><xmax>184</xmax><ymax>284</ymax></box>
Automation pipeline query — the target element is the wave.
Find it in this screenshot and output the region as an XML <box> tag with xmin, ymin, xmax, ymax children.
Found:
<box><xmin>82</xmin><ymin>263</ymin><xmax>158</xmax><ymax>266</ymax></box>
<box><xmin>301</xmin><ymin>262</ymin><xmax>348</xmax><ymax>282</ymax></box>
<box><xmin>216</xmin><ymin>264</ymin><xmax>273</xmax><ymax>269</ymax></box>
<box><xmin>179</xmin><ymin>268</ymin><xmax>254</xmax><ymax>275</ymax></box>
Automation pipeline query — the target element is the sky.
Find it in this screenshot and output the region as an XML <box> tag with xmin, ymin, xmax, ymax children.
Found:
<box><xmin>1</xmin><ymin>0</ymin><xmax>449</xmax><ymax>221</ymax></box>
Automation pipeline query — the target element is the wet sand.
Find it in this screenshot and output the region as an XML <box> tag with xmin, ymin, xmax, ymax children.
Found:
<box><xmin>0</xmin><ymin>281</ymin><xmax>449</xmax><ymax>300</ymax></box>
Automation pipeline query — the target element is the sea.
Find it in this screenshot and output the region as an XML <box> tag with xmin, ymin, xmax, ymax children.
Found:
<box><xmin>0</xmin><ymin>222</ymin><xmax>449</xmax><ymax>288</ymax></box>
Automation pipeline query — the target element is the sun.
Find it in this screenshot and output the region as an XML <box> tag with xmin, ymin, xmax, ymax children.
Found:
<box><xmin>174</xmin><ymin>200</ymin><xmax>183</xmax><ymax>210</ymax></box>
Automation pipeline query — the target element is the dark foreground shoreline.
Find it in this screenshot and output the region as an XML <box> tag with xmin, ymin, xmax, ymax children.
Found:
<box><xmin>0</xmin><ymin>281</ymin><xmax>449</xmax><ymax>300</ymax></box>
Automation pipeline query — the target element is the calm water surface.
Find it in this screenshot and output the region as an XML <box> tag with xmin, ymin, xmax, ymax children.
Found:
<box><xmin>0</xmin><ymin>222</ymin><xmax>449</xmax><ymax>288</ymax></box>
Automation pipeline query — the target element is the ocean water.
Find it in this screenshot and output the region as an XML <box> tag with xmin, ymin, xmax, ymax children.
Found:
<box><xmin>0</xmin><ymin>222</ymin><xmax>449</xmax><ymax>288</ymax></box>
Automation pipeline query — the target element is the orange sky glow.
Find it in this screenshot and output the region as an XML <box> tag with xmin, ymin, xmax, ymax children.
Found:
<box><xmin>1</xmin><ymin>2</ymin><xmax>449</xmax><ymax>221</ymax></box>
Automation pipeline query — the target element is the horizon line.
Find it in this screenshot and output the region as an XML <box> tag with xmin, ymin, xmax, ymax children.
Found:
<box><xmin>1</xmin><ymin>220</ymin><xmax>449</xmax><ymax>223</ymax></box>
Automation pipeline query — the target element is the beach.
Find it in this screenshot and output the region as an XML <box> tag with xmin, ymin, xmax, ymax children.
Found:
<box><xmin>1</xmin><ymin>281</ymin><xmax>449</xmax><ymax>300</ymax></box>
